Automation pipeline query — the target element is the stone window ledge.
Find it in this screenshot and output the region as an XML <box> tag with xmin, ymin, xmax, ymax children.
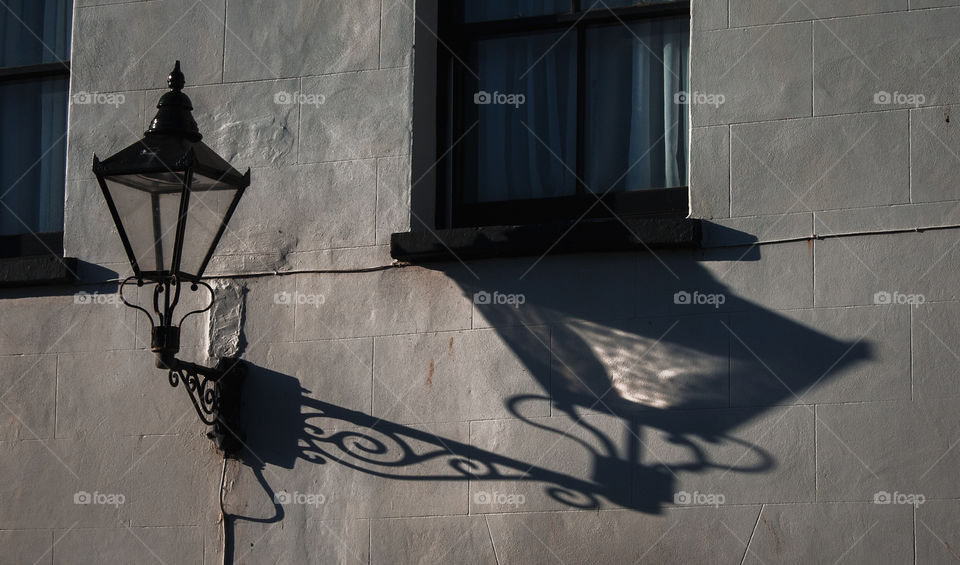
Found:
<box><xmin>0</xmin><ymin>232</ymin><xmax>77</xmax><ymax>287</ymax></box>
<box><xmin>390</xmin><ymin>217</ymin><xmax>702</xmax><ymax>262</ymax></box>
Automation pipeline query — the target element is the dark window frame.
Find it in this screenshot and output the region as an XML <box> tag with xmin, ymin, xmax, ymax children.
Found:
<box><xmin>436</xmin><ymin>0</ymin><xmax>691</xmax><ymax>229</ymax></box>
<box><xmin>0</xmin><ymin>60</ymin><xmax>71</xmax><ymax>260</ymax></box>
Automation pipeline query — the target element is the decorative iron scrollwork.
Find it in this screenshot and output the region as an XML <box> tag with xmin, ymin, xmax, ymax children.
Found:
<box><xmin>168</xmin><ymin>366</ymin><xmax>221</xmax><ymax>426</ymax></box>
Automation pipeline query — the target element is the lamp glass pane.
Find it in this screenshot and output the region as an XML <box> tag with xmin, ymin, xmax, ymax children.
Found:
<box><xmin>178</xmin><ymin>172</ymin><xmax>240</xmax><ymax>279</ymax></box>
<box><xmin>103</xmin><ymin>173</ymin><xmax>185</xmax><ymax>273</ymax></box>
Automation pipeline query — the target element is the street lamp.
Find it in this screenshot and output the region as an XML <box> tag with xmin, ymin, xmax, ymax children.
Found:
<box><xmin>93</xmin><ymin>61</ymin><xmax>249</xmax><ymax>454</ymax></box>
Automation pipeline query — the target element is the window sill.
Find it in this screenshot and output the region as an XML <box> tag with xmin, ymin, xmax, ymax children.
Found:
<box><xmin>0</xmin><ymin>232</ymin><xmax>77</xmax><ymax>287</ymax></box>
<box><xmin>390</xmin><ymin>216</ymin><xmax>701</xmax><ymax>262</ymax></box>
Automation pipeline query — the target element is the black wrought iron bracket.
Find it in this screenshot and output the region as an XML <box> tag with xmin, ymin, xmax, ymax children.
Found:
<box><xmin>119</xmin><ymin>275</ymin><xmax>246</xmax><ymax>455</ymax></box>
<box><xmin>158</xmin><ymin>354</ymin><xmax>246</xmax><ymax>455</ymax></box>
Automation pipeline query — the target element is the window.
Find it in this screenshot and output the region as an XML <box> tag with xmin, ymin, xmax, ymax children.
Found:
<box><xmin>0</xmin><ymin>0</ymin><xmax>72</xmax><ymax>244</ymax></box>
<box><xmin>437</xmin><ymin>0</ymin><xmax>689</xmax><ymax>228</ymax></box>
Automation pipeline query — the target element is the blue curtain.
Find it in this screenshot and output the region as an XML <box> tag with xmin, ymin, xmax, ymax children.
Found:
<box><xmin>0</xmin><ymin>0</ymin><xmax>71</xmax><ymax>236</ymax></box>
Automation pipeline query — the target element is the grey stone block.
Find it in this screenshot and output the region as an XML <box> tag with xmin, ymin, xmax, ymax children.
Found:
<box><xmin>692</xmin><ymin>0</ymin><xmax>728</xmax><ymax>30</ymax></box>
<box><xmin>217</xmin><ymin>160</ymin><xmax>378</xmax><ymax>257</ymax></box>
<box><xmin>264</xmin><ymin>338</ymin><xmax>373</xmax><ymax>415</ymax></box>
<box><xmin>232</xmin><ymin>421</ymin><xmax>470</xmax><ymax>519</ymax></box>
<box><xmin>234</xmin><ymin>519</ymin><xmax>369</xmax><ymax>565</ymax></box>
<box><xmin>381</xmin><ymin>0</ymin><xmax>414</xmax><ymax>68</ymax></box>
<box><xmin>72</xmin><ymin>0</ymin><xmax>225</xmax><ymax>92</ymax></box>
<box><xmin>377</xmin><ymin>156</ymin><xmax>412</xmax><ymax>245</ymax></box>
<box><xmin>913</xmin><ymin>302</ymin><xmax>960</xmax><ymax>399</ymax></box>
<box><xmin>691</xmin><ymin>23</ymin><xmax>812</xmax><ymax>126</ymax></box>
<box><xmin>911</xmin><ymin>106</ymin><xmax>960</xmax><ymax>203</ymax></box>
<box><xmin>371</xmin><ymin>516</ymin><xmax>496</xmax><ymax>565</ymax></box>
<box><xmin>743</xmin><ymin>503</ymin><xmax>913</xmax><ymax>564</ymax></box>
<box><xmin>469</xmin><ymin>253</ymin><xmax>636</xmax><ymax>328</ymax></box>
<box><xmin>53</xmin><ymin>526</ymin><xmax>202</xmax><ymax>565</ymax></box>
<box><xmin>653</xmin><ymin>241</ymin><xmax>814</xmax><ymax>315</ymax></box>
<box><xmin>66</xmin><ymin>90</ymin><xmax>144</xmax><ymax>182</ymax></box>
<box><xmin>814</xmin><ymin>230</ymin><xmax>960</xmax><ymax>307</ymax></box>
<box><xmin>233</xmin><ymin>276</ymin><xmax>297</xmax><ymax>350</ymax></box>
<box><xmin>730</xmin><ymin>0</ymin><xmax>907</xmax><ymax>27</ymax></box>
<box><xmin>224</xmin><ymin>0</ymin><xmax>380</xmax><ymax>81</ymax></box>
<box><xmin>729</xmin><ymin>305</ymin><xmax>908</xmax><ymax>406</ymax></box>
<box><xmin>146</xmin><ymin>79</ymin><xmax>301</xmax><ymax>170</ymax></box>
<box><xmin>299</xmin><ymin>69</ymin><xmax>411</xmax><ymax>163</ymax></box>
<box><xmin>373</xmin><ymin>327</ymin><xmax>550</xmax><ymax>425</ymax></box>
<box><xmin>817</xmin><ymin>398</ymin><xmax>960</xmax><ymax>501</ymax></box>
<box><xmin>815</xmin><ymin>202</ymin><xmax>960</xmax><ymax>236</ymax></box>
<box><xmin>0</xmin><ymin>529</ymin><xmax>51</xmax><ymax>565</ymax></box>
<box><xmin>814</xmin><ymin>8</ymin><xmax>960</xmax><ymax>114</ymax></box>
<box><xmin>293</xmin><ymin>267</ymin><xmax>472</xmax><ymax>340</ymax></box>
<box><xmin>731</xmin><ymin>112</ymin><xmax>909</xmax><ymax>216</ymax></box>
<box><xmin>0</xmin><ymin>354</ymin><xmax>56</xmax><ymax>441</ymax></box>
<box><xmin>115</xmin><ymin>434</ymin><xmax>221</xmax><ymax>526</ymax></box>
<box><xmin>916</xmin><ymin>501</ymin><xmax>960</xmax><ymax>564</ymax></box>
<box><xmin>0</xmin><ymin>287</ymin><xmax>138</xmax><ymax>355</ymax></box>
<box><xmin>64</xmin><ymin>178</ymin><xmax>131</xmax><ymax>265</ymax></box>
<box><xmin>689</xmin><ymin>126</ymin><xmax>730</xmax><ymax>219</ymax></box>
<box><xmin>702</xmin><ymin>213</ymin><xmax>812</xmax><ymax>247</ymax></box>
<box><xmin>0</xmin><ymin>437</ymin><xmax>131</xmax><ymax>529</ymax></box>
<box><xmin>468</xmin><ymin>413</ymin><xmax>632</xmax><ymax>513</ymax></box>
<box><xmin>551</xmin><ymin>315</ymin><xmax>730</xmax><ymax>412</ymax></box>
<box><xmin>642</xmin><ymin>406</ymin><xmax>816</xmax><ymax>505</ymax></box>
<box><xmin>486</xmin><ymin>506</ymin><xmax>760</xmax><ymax>564</ymax></box>
<box><xmin>55</xmin><ymin>350</ymin><xmax>194</xmax><ymax>440</ymax></box>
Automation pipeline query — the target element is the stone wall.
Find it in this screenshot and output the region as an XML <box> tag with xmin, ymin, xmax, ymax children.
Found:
<box><xmin>1</xmin><ymin>0</ymin><xmax>959</xmax><ymax>562</ymax></box>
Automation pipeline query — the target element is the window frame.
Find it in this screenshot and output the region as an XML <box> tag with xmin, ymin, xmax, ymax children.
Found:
<box><xmin>0</xmin><ymin>60</ymin><xmax>71</xmax><ymax>259</ymax></box>
<box><xmin>436</xmin><ymin>0</ymin><xmax>691</xmax><ymax>229</ymax></box>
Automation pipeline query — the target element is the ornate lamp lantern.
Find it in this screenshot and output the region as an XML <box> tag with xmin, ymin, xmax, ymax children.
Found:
<box><xmin>93</xmin><ymin>61</ymin><xmax>249</xmax><ymax>454</ymax></box>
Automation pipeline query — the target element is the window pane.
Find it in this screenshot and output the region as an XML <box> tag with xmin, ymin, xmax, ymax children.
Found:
<box><xmin>0</xmin><ymin>77</ymin><xmax>68</xmax><ymax>236</ymax></box>
<box><xmin>462</xmin><ymin>0</ymin><xmax>572</xmax><ymax>23</ymax></box>
<box><xmin>584</xmin><ymin>18</ymin><xmax>689</xmax><ymax>193</ymax></box>
<box><xmin>0</xmin><ymin>0</ymin><xmax>73</xmax><ymax>67</ymax></box>
<box><xmin>463</xmin><ymin>32</ymin><xmax>577</xmax><ymax>203</ymax></box>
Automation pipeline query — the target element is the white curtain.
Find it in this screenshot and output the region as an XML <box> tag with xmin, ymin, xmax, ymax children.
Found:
<box><xmin>469</xmin><ymin>17</ymin><xmax>689</xmax><ymax>203</ymax></box>
<box><xmin>0</xmin><ymin>0</ymin><xmax>71</xmax><ymax>236</ymax></box>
